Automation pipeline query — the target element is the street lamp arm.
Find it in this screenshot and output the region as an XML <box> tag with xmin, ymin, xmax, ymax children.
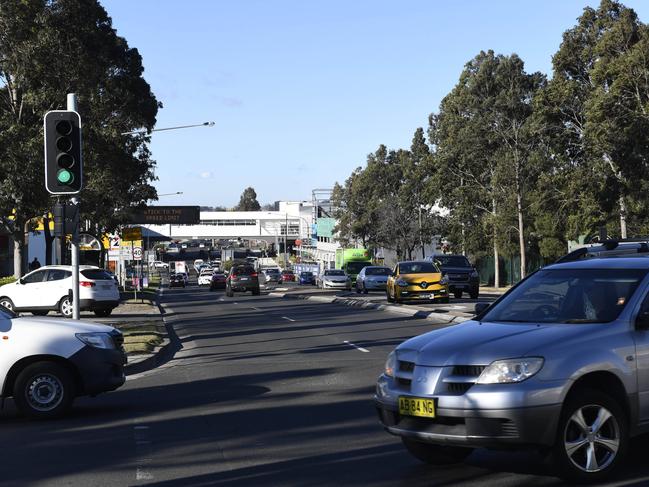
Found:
<box><xmin>121</xmin><ymin>121</ymin><xmax>215</xmax><ymax>136</ymax></box>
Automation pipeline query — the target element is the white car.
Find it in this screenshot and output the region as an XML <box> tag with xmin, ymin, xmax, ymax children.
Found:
<box><xmin>318</xmin><ymin>269</ymin><xmax>352</xmax><ymax>290</ymax></box>
<box><xmin>0</xmin><ymin>265</ymin><xmax>120</xmax><ymax>318</ymax></box>
<box><xmin>193</xmin><ymin>259</ymin><xmax>205</xmax><ymax>273</ymax></box>
<box><xmin>197</xmin><ymin>269</ymin><xmax>213</xmax><ymax>286</ymax></box>
<box><xmin>149</xmin><ymin>260</ymin><xmax>168</xmax><ymax>269</ymax></box>
<box><xmin>0</xmin><ymin>305</ymin><xmax>126</xmax><ymax>418</ymax></box>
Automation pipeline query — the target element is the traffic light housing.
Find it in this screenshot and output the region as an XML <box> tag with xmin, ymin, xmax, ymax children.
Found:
<box><xmin>44</xmin><ymin>110</ymin><xmax>83</xmax><ymax>194</ymax></box>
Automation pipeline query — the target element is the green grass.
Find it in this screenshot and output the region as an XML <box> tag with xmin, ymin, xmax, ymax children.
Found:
<box><xmin>118</xmin><ymin>323</ymin><xmax>165</xmax><ymax>354</ymax></box>
<box><xmin>123</xmin><ymin>333</ymin><xmax>163</xmax><ymax>354</ymax></box>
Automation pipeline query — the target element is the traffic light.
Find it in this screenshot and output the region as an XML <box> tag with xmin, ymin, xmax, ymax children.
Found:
<box><xmin>44</xmin><ymin>110</ymin><xmax>83</xmax><ymax>194</ymax></box>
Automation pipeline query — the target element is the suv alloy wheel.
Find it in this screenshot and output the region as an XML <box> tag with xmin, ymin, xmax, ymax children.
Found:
<box><xmin>551</xmin><ymin>389</ymin><xmax>627</xmax><ymax>482</ymax></box>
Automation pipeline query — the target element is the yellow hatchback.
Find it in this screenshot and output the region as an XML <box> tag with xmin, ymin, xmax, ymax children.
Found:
<box><xmin>386</xmin><ymin>261</ymin><xmax>449</xmax><ymax>304</ymax></box>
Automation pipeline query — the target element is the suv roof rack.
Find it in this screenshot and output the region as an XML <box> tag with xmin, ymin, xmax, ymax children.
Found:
<box><xmin>555</xmin><ymin>239</ymin><xmax>649</xmax><ymax>264</ymax></box>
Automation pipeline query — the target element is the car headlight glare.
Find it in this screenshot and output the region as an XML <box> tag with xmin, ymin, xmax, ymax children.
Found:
<box><xmin>76</xmin><ymin>332</ymin><xmax>115</xmax><ymax>350</ymax></box>
<box><xmin>396</xmin><ymin>279</ymin><xmax>409</xmax><ymax>287</ymax></box>
<box><xmin>384</xmin><ymin>351</ymin><xmax>397</xmax><ymax>377</ymax></box>
<box><xmin>476</xmin><ymin>357</ymin><xmax>544</xmax><ymax>384</ymax></box>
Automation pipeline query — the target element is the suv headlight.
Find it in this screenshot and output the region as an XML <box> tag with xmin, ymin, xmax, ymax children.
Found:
<box><xmin>384</xmin><ymin>351</ymin><xmax>397</xmax><ymax>377</ymax></box>
<box><xmin>476</xmin><ymin>357</ymin><xmax>544</xmax><ymax>384</ymax></box>
<box><xmin>440</xmin><ymin>275</ymin><xmax>449</xmax><ymax>285</ymax></box>
<box><xmin>470</xmin><ymin>270</ymin><xmax>479</xmax><ymax>278</ymax></box>
<box><xmin>76</xmin><ymin>332</ymin><xmax>115</xmax><ymax>350</ymax></box>
<box><xmin>396</xmin><ymin>279</ymin><xmax>409</xmax><ymax>287</ymax></box>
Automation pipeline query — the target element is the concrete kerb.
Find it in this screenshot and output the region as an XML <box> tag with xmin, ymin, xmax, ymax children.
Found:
<box><xmin>124</xmin><ymin>287</ymin><xmax>174</xmax><ymax>375</ymax></box>
<box><xmin>268</xmin><ymin>292</ymin><xmax>471</xmax><ymax>325</ymax></box>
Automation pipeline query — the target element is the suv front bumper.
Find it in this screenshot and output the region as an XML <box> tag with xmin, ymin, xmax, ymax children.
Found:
<box><xmin>375</xmin><ymin>374</ymin><xmax>563</xmax><ymax>448</ymax></box>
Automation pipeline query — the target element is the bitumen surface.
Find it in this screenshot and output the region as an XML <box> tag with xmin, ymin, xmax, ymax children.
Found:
<box><xmin>4</xmin><ymin>283</ymin><xmax>649</xmax><ymax>486</ymax></box>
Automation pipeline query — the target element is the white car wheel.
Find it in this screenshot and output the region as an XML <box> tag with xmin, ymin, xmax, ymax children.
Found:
<box><xmin>59</xmin><ymin>296</ymin><xmax>73</xmax><ymax>318</ymax></box>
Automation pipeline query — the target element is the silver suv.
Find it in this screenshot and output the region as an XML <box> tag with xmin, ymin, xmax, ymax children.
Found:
<box><xmin>375</xmin><ymin>241</ymin><xmax>649</xmax><ymax>483</ymax></box>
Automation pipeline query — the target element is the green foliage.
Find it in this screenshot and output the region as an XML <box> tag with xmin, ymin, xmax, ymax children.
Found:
<box><xmin>0</xmin><ymin>276</ymin><xmax>16</xmax><ymax>286</ymax></box>
<box><xmin>235</xmin><ymin>187</ymin><xmax>261</xmax><ymax>211</ymax></box>
<box><xmin>0</xmin><ymin>0</ymin><xmax>160</xmax><ymax>257</ymax></box>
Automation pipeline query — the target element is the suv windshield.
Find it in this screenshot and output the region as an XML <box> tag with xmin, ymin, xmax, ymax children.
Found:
<box><xmin>435</xmin><ymin>256</ymin><xmax>470</xmax><ymax>267</ymax></box>
<box><xmin>365</xmin><ymin>267</ymin><xmax>391</xmax><ymax>276</ymax></box>
<box><xmin>399</xmin><ymin>262</ymin><xmax>438</xmax><ymax>274</ymax></box>
<box><xmin>482</xmin><ymin>268</ymin><xmax>647</xmax><ymax>324</ymax></box>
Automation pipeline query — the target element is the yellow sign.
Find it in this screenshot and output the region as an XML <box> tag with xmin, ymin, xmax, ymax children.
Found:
<box><xmin>122</xmin><ymin>227</ymin><xmax>142</xmax><ymax>241</ymax></box>
<box><xmin>120</xmin><ymin>239</ymin><xmax>142</xmax><ymax>248</ymax></box>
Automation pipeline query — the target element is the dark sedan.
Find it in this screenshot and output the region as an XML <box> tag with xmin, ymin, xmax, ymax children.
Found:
<box><xmin>169</xmin><ymin>273</ymin><xmax>186</xmax><ymax>288</ymax></box>
<box><xmin>209</xmin><ymin>272</ymin><xmax>227</xmax><ymax>291</ymax></box>
<box><xmin>298</xmin><ymin>271</ymin><xmax>316</xmax><ymax>285</ymax></box>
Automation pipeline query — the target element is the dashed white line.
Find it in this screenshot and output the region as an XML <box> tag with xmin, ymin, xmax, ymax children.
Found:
<box><xmin>250</xmin><ymin>307</ymin><xmax>260</xmax><ymax>311</ymax></box>
<box><xmin>343</xmin><ymin>340</ymin><xmax>370</xmax><ymax>353</ymax></box>
<box><xmin>282</xmin><ymin>316</ymin><xmax>296</xmax><ymax>322</ymax></box>
<box><xmin>133</xmin><ymin>425</ymin><xmax>154</xmax><ymax>481</ymax></box>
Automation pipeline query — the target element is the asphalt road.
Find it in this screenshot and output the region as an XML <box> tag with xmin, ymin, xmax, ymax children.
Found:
<box><xmin>4</xmin><ymin>283</ymin><xmax>649</xmax><ymax>486</ymax></box>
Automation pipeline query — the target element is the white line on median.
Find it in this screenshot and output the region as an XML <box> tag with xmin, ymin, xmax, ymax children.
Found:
<box><xmin>343</xmin><ymin>340</ymin><xmax>370</xmax><ymax>353</ymax></box>
<box><xmin>282</xmin><ymin>316</ymin><xmax>296</xmax><ymax>322</ymax></box>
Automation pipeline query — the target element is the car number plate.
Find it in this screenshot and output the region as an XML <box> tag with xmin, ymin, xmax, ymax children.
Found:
<box><xmin>241</xmin><ymin>277</ymin><xmax>249</xmax><ymax>281</ymax></box>
<box><xmin>399</xmin><ymin>396</ymin><xmax>435</xmax><ymax>418</ymax></box>
<box><xmin>418</xmin><ymin>293</ymin><xmax>431</xmax><ymax>299</ymax></box>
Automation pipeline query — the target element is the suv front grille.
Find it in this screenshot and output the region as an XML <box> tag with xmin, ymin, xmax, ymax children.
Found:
<box><xmin>444</xmin><ymin>365</ymin><xmax>486</xmax><ymax>395</ymax></box>
<box><xmin>399</xmin><ymin>361</ymin><xmax>415</xmax><ymax>372</ymax></box>
<box><xmin>452</xmin><ymin>365</ymin><xmax>485</xmax><ymax>376</ymax></box>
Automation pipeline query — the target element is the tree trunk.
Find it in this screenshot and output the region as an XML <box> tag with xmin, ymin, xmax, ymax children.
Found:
<box><xmin>492</xmin><ymin>197</ymin><xmax>500</xmax><ymax>288</ymax></box>
<box><xmin>43</xmin><ymin>215</ymin><xmax>53</xmax><ymax>265</ymax></box>
<box><xmin>619</xmin><ymin>195</ymin><xmax>628</xmax><ymax>239</ymax></box>
<box><xmin>516</xmin><ymin>169</ymin><xmax>526</xmax><ymax>280</ymax></box>
<box><xmin>418</xmin><ymin>206</ymin><xmax>425</xmax><ymax>259</ymax></box>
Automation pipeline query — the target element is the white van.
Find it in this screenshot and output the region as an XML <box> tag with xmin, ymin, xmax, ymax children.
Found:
<box><xmin>0</xmin><ymin>305</ymin><xmax>126</xmax><ymax>418</ymax></box>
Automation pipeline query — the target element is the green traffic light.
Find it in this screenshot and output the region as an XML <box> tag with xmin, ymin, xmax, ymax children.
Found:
<box><xmin>57</xmin><ymin>169</ymin><xmax>73</xmax><ymax>184</ymax></box>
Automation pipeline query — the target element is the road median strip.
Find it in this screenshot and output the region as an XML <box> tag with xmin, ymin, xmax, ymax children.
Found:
<box><xmin>268</xmin><ymin>291</ymin><xmax>471</xmax><ymax>324</ymax></box>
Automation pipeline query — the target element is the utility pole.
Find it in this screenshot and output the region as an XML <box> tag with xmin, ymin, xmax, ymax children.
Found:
<box><xmin>68</xmin><ymin>93</ymin><xmax>80</xmax><ymax>320</ymax></box>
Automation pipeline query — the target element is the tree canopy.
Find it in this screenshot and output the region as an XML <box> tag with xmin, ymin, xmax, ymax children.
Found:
<box><xmin>235</xmin><ymin>187</ymin><xmax>261</xmax><ymax>211</ymax></box>
<box><xmin>0</xmin><ymin>0</ymin><xmax>160</xmax><ymax>275</ymax></box>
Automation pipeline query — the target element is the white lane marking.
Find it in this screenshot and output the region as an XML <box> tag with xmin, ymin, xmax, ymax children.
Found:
<box><xmin>250</xmin><ymin>307</ymin><xmax>260</xmax><ymax>311</ymax></box>
<box><xmin>282</xmin><ymin>316</ymin><xmax>295</xmax><ymax>322</ymax></box>
<box><xmin>233</xmin><ymin>301</ymin><xmax>239</xmax><ymax>305</ymax></box>
<box><xmin>343</xmin><ymin>340</ymin><xmax>370</xmax><ymax>353</ymax></box>
<box><xmin>133</xmin><ymin>424</ymin><xmax>154</xmax><ymax>481</ymax></box>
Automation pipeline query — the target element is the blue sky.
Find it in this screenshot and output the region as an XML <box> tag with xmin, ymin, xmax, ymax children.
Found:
<box><xmin>101</xmin><ymin>0</ymin><xmax>649</xmax><ymax>207</ymax></box>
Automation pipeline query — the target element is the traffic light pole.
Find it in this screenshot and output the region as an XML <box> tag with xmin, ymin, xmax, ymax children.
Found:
<box><xmin>67</xmin><ymin>93</ymin><xmax>80</xmax><ymax>320</ymax></box>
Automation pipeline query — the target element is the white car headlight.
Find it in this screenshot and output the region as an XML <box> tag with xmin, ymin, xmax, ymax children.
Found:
<box><xmin>396</xmin><ymin>279</ymin><xmax>409</xmax><ymax>287</ymax></box>
<box><xmin>476</xmin><ymin>357</ymin><xmax>544</xmax><ymax>384</ymax></box>
<box><xmin>384</xmin><ymin>351</ymin><xmax>397</xmax><ymax>377</ymax></box>
<box><xmin>76</xmin><ymin>332</ymin><xmax>115</xmax><ymax>350</ymax></box>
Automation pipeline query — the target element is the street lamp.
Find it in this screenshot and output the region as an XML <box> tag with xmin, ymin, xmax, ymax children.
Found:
<box><xmin>121</xmin><ymin>122</ymin><xmax>215</xmax><ymax>136</ymax></box>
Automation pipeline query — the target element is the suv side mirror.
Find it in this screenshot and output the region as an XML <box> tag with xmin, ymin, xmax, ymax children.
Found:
<box><xmin>637</xmin><ymin>311</ymin><xmax>649</xmax><ymax>330</ymax></box>
<box><xmin>474</xmin><ymin>302</ymin><xmax>490</xmax><ymax>315</ymax></box>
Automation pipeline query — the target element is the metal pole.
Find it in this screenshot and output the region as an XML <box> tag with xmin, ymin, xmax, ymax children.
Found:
<box><xmin>67</xmin><ymin>93</ymin><xmax>80</xmax><ymax>320</ymax></box>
